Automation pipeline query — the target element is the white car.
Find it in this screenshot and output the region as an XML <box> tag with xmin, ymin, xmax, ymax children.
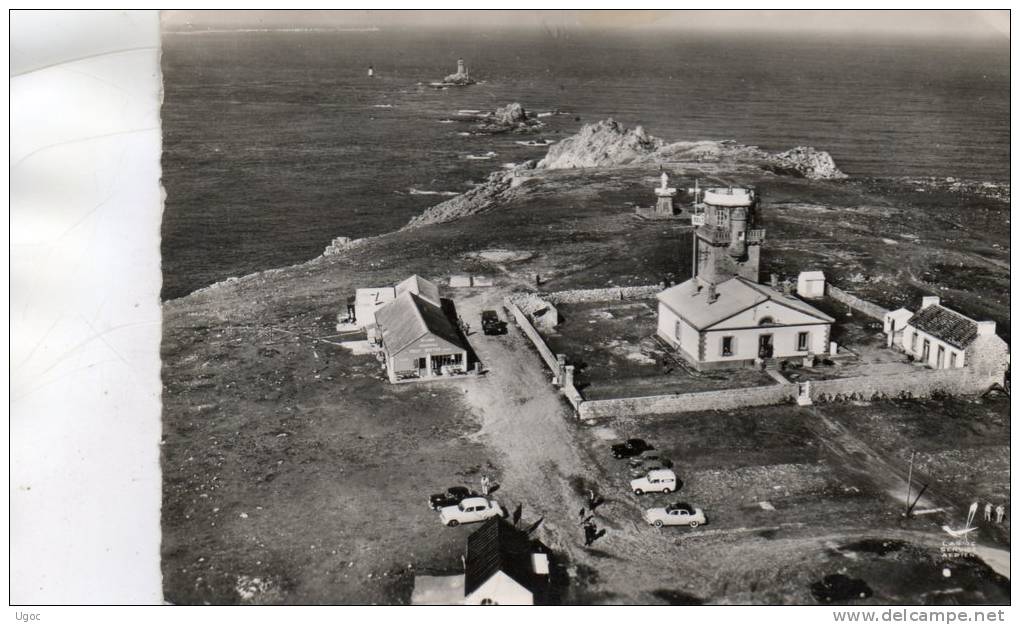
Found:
<box><xmin>438</xmin><ymin>497</ymin><xmax>504</xmax><ymax>527</ymax></box>
<box><xmin>645</xmin><ymin>503</ymin><xmax>706</xmax><ymax>528</ymax></box>
<box><xmin>630</xmin><ymin>469</ymin><xmax>678</xmax><ymax>495</ymax></box>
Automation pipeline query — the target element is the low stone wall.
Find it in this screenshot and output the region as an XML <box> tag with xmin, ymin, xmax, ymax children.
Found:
<box><xmin>577</xmin><ymin>366</ymin><xmax>996</xmax><ymax>419</ymax></box>
<box><xmin>826</xmin><ymin>285</ymin><xmax>889</xmax><ymax>321</ymax></box>
<box><xmin>808</xmin><ymin>367</ymin><xmax>995</xmax><ymax>403</ymax></box>
<box><xmin>504</xmin><ymin>298</ymin><xmax>561</xmax><ymax>375</ymax></box>
<box><xmin>563</xmin><ymin>383</ymin><xmax>584</xmax><ymax>412</ymax></box>
<box><xmin>543</xmin><ymin>285</ymin><xmax>662</xmax><ymax>304</ymax></box>
<box><xmin>504</xmin><ymin>297</ymin><xmax>586</xmax><ymax>413</ymax></box>
<box><xmin>578</xmin><ymin>383</ymin><xmax>797</xmax><ymax>419</ymax></box>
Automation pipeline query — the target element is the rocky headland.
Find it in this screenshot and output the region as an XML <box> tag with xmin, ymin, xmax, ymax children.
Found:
<box><xmin>403</xmin><ymin>119</ymin><xmax>848</xmax><ymax>229</ymax></box>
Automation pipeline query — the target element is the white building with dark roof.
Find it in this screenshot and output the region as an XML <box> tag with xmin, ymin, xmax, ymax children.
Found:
<box><xmin>375</xmin><ymin>288</ymin><xmax>468</xmax><ymax>383</ymax></box>
<box><xmin>411</xmin><ymin>518</ymin><xmax>550</xmax><ymax>605</ymax></box>
<box><xmin>900</xmin><ymin>296</ymin><xmax>1008</xmax><ymax>374</ymax></box>
<box><xmin>657</xmin><ymin>276</ymin><xmax>834</xmax><ymax>370</ymax></box>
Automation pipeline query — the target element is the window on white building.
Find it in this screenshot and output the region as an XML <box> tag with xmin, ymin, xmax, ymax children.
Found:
<box><xmin>910</xmin><ymin>331</ymin><xmax>918</xmax><ymax>352</ymax></box>
<box><xmin>797</xmin><ymin>331</ymin><xmax>809</xmax><ymax>351</ymax></box>
<box><xmin>950</xmin><ymin>352</ymin><xmax>958</xmax><ymax>368</ymax></box>
<box><xmin>721</xmin><ymin>336</ymin><xmax>734</xmax><ymax>357</ymax></box>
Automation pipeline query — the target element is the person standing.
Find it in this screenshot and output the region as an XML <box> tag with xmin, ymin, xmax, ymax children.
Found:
<box><xmin>985</xmin><ymin>502</ymin><xmax>993</xmax><ymax>522</ymax></box>
<box><xmin>995</xmin><ymin>504</ymin><xmax>1006</xmax><ymax>524</ymax></box>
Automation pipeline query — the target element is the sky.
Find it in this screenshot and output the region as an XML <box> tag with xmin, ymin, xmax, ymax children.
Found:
<box><xmin>161</xmin><ymin>10</ymin><xmax>1009</xmax><ymax>39</ymax></box>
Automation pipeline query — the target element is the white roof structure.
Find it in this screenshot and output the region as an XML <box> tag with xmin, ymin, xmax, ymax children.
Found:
<box><xmin>354</xmin><ymin>287</ymin><xmax>396</xmax><ymax>308</ymax></box>
<box><xmin>658</xmin><ymin>277</ymin><xmax>834</xmax><ymax>330</ymax></box>
<box><xmin>885</xmin><ymin>308</ymin><xmax>914</xmax><ymax>324</ymax></box>
<box><xmin>703</xmin><ymin>187</ymin><xmax>754</xmax><ymax>207</ymax></box>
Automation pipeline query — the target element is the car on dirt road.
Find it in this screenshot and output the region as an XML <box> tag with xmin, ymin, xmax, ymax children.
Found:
<box><xmin>628</xmin><ymin>452</ymin><xmax>673</xmax><ymax>468</ymax></box>
<box><xmin>480</xmin><ymin>310</ymin><xmax>507</xmax><ymax>335</ymax></box>
<box><xmin>644</xmin><ymin>502</ymin><xmax>706</xmax><ymax>528</ymax></box>
<box><xmin>630</xmin><ymin>469</ymin><xmax>678</xmax><ymax>495</ymax></box>
<box><xmin>611</xmin><ymin>438</ymin><xmax>653</xmax><ymax>459</ymax></box>
<box><xmin>629</xmin><ymin>459</ymin><xmax>675</xmax><ymax>478</ymax></box>
<box><xmin>428</xmin><ymin>486</ymin><xmax>479</xmax><ymax>511</ymax></box>
<box><xmin>438</xmin><ymin>497</ymin><xmax>504</xmax><ymax>527</ymax></box>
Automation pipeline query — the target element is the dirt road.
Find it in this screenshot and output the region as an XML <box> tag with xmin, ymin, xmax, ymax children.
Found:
<box><xmin>455</xmin><ymin>289</ymin><xmax>597</xmax><ymax>558</ymax></box>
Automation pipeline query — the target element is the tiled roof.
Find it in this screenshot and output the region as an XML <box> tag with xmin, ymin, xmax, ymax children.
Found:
<box><xmin>909</xmin><ymin>305</ymin><xmax>979</xmax><ymax>349</ymax></box>
<box><xmin>375</xmin><ymin>291</ymin><xmax>466</xmax><ymax>356</ymax></box>
<box><xmin>464</xmin><ymin>518</ymin><xmax>538</xmax><ymax>597</ymax></box>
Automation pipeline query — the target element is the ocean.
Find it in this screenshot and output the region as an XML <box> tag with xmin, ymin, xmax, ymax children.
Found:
<box><xmin>160</xmin><ymin>28</ymin><xmax>1009</xmax><ymax>300</ymax></box>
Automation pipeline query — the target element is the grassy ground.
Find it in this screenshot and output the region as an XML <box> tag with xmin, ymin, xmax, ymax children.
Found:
<box><xmin>542</xmin><ymin>299</ymin><xmax>777</xmax><ymax>399</ymax></box>
<box><xmin>575</xmin><ymin>398</ymin><xmax>1010</xmax><ymax>604</ymax></box>
<box><xmin>161</xmin><ymin>317</ymin><xmax>501</xmax><ymax>604</ymax></box>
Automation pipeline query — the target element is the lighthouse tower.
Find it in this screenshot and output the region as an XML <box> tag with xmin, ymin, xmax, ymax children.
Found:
<box><xmin>654</xmin><ymin>171</ymin><xmax>679</xmax><ymax>216</ymax></box>
<box><xmin>457</xmin><ymin>58</ymin><xmax>468</xmax><ymax>79</ymax></box>
<box><xmin>692</xmin><ymin>187</ymin><xmax>765</xmax><ymax>285</ymax></box>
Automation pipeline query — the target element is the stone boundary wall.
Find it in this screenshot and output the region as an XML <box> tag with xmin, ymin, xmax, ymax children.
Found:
<box><xmin>504</xmin><ymin>298</ymin><xmax>561</xmax><ymax>374</ymax></box>
<box><xmin>826</xmin><ymin>285</ymin><xmax>890</xmax><ymax>321</ymax></box>
<box><xmin>504</xmin><ymin>297</ymin><xmax>585</xmax><ymax>413</ymax></box>
<box><xmin>578</xmin><ymin>367</ymin><xmax>994</xmax><ymax>419</ymax></box>
<box><xmin>578</xmin><ymin>383</ymin><xmax>797</xmax><ymax>419</ymax></box>
<box><xmin>543</xmin><ymin>285</ymin><xmax>662</xmax><ymax>304</ymax></box>
<box><xmin>808</xmin><ymin>367</ymin><xmax>994</xmax><ymax>403</ymax></box>
<box><xmin>563</xmin><ymin>384</ymin><xmax>584</xmax><ymax>412</ymax></box>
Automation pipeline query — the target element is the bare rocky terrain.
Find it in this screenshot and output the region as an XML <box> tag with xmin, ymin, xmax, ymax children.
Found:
<box><xmin>162</xmin><ymin>121</ymin><xmax>1009</xmax><ymax>604</ymax></box>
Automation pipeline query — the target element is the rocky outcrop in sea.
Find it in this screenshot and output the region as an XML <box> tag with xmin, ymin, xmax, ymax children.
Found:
<box><xmin>538</xmin><ymin>119</ymin><xmax>663</xmax><ymax>169</ymax></box>
<box><xmin>474</xmin><ymin>103</ymin><xmax>544</xmax><ymax>134</ymax></box>
<box><xmin>538</xmin><ymin>119</ymin><xmax>847</xmax><ymax>180</ymax></box>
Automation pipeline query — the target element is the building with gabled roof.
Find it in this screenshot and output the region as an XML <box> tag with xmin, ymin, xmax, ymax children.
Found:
<box><xmin>657</xmin><ymin>275</ymin><xmax>834</xmax><ymax>370</ymax></box>
<box><xmin>411</xmin><ymin>518</ymin><xmax>550</xmax><ymax>605</ymax></box>
<box><xmin>900</xmin><ymin>296</ymin><xmax>1008</xmax><ymax>374</ymax></box>
<box><xmin>395</xmin><ymin>274</ymin><xmax>441</xmax><ymax>308</ymax></box>
<box><xmin>375</xmin><ymin>290</ymin><xmax>468</xmax><ymax>383</ymax></box>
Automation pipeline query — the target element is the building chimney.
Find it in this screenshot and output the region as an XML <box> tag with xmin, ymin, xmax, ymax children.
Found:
<box><xmin>921</xmin><ymin>296</ymin><xmax>941</xmax><ymax>309</ymax></box>
<box><xmin>706</xmin><ymin>283</ymin><xmax>718</xmax><ymax>303</ymax></box>
<box><xmin>976</xmin><ymin>320</ymin><xmax>997</xmax><ymax>336</ymax></box>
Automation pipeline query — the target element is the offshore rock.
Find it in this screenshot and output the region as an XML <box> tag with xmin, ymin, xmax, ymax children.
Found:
<box><xmin>766</xmin><ymin>146</ymin><xmax>848</xmax><ymax>180</ymax></box>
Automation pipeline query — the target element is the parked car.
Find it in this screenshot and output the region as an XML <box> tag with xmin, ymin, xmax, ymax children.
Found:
<box><xmin>630</xmin><ymin>469</ymin><xmax>678</xmax><ymax>495</ymax></box>
<box><xmin>644</xmin><ymin>503</ymin><xmax>706</xmax><ymax>528</ymax></box>
<box><xmin>611</xmin><ymin>438</ymin><xmax>653</xmax><ymax>459</ymax></box>
<box><xmin>481</xmin><ymin>310</ymin><xmax>507</xmax><ymax>335</ymax></box>
<box><xmin>428</xmin><ymin>486</ymin><xmax>478</xmax><ymax>511</ymax></box>
<box><xmin>438</xmin><ymin>497</ymin><xmax>504</xmax><ymax>527</ymax></box>
<box><xmin>628</xmin><ymin>452</ymin><xmax>673</xmax><ymax>469</ymax></box>
<box><xmin>629</xmin><ymin>460</ymin><xmax>675</xmax><ymax>478</ymax></box>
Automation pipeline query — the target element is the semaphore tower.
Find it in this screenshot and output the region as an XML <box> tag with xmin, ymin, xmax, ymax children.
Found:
<box><xmin>691</xmin><ymin>187</ymin><xmax>765</xmax><ymax>284</ymax></box>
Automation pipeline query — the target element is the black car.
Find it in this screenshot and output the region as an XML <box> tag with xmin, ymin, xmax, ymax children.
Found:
<box><xmin>428</xmin><ymin>486</ymin><xmax>478</xmax><ymax>510</ymax></box>
<box><xmin>481</xmin><ymin>310</ymin><xmax>507</xmax><ymax>335</ymax></box>
<box><xmin>611</xmin><ymin>438</ymin><xmax>653</xmax><ymax>459</ymax></box>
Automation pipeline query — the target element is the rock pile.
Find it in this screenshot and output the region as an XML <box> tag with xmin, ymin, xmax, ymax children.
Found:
<box><xmin>766</xmin><ymin>146</ymin><xmax>848</xmax><ymax>180</ymax></box>
<box><xmin>475</xmin><ymin>102</ymin><xmax>543</xmax><ymax>134</ymax></box>
<box><xmin>538</xmin><ymin>119</ymin><xmax>663</xmax><ymax>169</ymax></box>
